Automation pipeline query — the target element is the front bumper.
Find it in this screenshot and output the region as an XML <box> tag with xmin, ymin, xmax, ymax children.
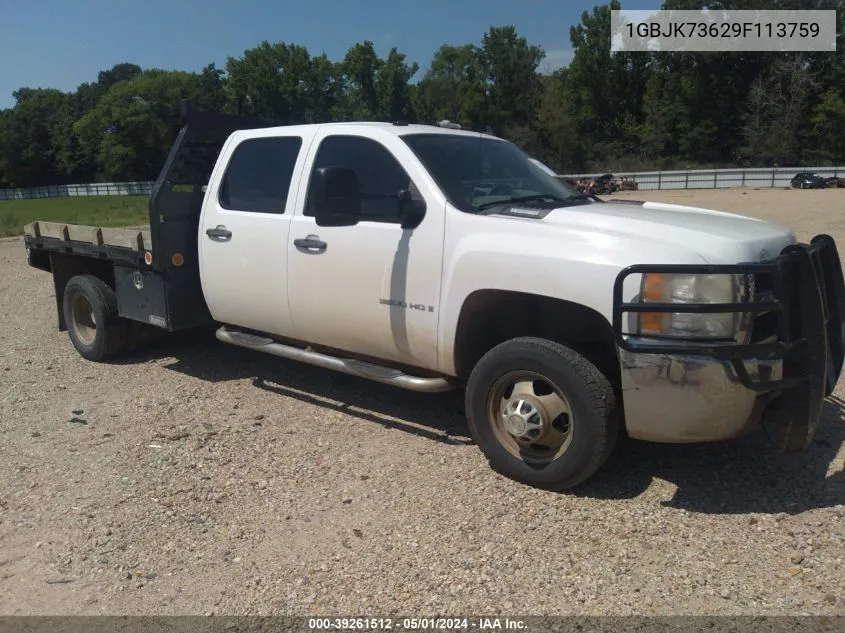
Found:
<box><xmin>613</xmin><ymin>234</ymin><xmax>845</xmax><ymax>449</ymax></box>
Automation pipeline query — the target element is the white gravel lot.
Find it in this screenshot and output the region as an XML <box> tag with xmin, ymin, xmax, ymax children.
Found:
<box><xmin>0</xmin><ymin>188</ymin><xmax>843</xmax><ymax>616</ymax></box>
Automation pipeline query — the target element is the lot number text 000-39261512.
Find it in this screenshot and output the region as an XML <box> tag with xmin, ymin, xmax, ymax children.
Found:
<box><xmin>307</xmin><ymin>617</ymin><xmax>528</xmax><ymax>630</ymax></box>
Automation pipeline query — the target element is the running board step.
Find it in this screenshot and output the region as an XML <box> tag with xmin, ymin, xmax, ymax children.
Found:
<box><xmin>216</xmin><ymin>327</ymin><xmax>454</xmax><ymax>393</ymax></box>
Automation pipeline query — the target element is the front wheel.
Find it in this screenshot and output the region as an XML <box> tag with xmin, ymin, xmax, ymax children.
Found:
<box><xmin>465</xmin><ymin>337</ymin><xmax>619</xmax><ymax>491</ymax></box>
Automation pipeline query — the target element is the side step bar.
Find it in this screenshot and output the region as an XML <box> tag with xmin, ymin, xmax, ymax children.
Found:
<box><xmin>215</xmin><ymin>327</ymin><xmax>455</xmax><ymax>393</ymax></box>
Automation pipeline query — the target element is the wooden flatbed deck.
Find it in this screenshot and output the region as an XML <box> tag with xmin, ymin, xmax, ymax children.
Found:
<box><xmin>24</xmin><ymin>221</ymin><xmax>152</xmax><ymax>252</ymax></box>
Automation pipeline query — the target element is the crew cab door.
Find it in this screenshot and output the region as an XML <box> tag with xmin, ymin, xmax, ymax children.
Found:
<box><xmin>287</xmin><ymin>129</ymin><xmax>444</xmax><ymax>369</ymax></box>
<box><xmin>199</xmin><ymin>131</ymin><xmax>311</xmax><ymax>336</ymax></box>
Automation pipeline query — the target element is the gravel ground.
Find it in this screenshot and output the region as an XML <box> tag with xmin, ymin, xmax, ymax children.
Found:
<box><xmin>0</xmin><ymin>188</ymin><xmax>843</xmax><ymax>616</ymax></box>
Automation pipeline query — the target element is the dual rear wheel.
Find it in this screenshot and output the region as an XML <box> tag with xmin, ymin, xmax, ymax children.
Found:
<box><xmin>63</xmin><ymin>274</ymin><xmax>159</xmax><ymax>362</ymax></box>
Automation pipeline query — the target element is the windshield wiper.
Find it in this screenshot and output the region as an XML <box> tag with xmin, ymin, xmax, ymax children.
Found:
<box><xmin>473</xmin><ymin>194</ymin><xmax>569</xmax><ymax>211</ymax></box>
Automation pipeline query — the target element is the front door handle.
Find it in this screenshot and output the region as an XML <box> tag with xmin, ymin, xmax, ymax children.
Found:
<box><xmin>206</xmin><ymin>225</ymin><xmax>232</xmax><ymax>242</ymax></box>
<box><xmin>294</xmin><ymin>236</ymin><xmax>327</xmax><ymax>253</ymax></box>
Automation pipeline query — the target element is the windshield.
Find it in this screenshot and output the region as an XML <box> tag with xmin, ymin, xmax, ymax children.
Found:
<box><xmin>401</xmin><ymin>133</ymin><xmax>585</xmax><ymax>213</ymax></box>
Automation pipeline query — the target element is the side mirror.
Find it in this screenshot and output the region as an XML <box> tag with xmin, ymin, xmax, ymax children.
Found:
<box><xmin>398</xmin><ymin>189</ymin><xmax>426</xmax><ymax>230</ymax></box>
<box><xmin>312</xmin><ymin>166</ymin><xmax>361</xmax><ymax>227</ymax></box>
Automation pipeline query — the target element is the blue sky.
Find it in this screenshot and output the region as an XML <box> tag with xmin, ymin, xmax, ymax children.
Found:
<box><xmin>0</xmin><ymin>0</ymin><xmax>658</xmax><ymax>109</ymax></box>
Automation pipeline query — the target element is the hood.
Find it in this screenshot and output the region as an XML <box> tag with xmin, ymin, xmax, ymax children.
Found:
<box><xmin>494</xmin><ymin>199</ymin><xmax>797</xmax><ymax>264</ymax></box>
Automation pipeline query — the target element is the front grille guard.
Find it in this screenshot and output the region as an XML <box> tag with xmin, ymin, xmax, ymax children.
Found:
<box><xmin>612</xmin><ymin>234</ymin><xmax>845</xmax><ymax>395</ymax></box>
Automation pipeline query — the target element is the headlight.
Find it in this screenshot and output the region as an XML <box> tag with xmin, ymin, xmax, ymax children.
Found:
<box><xmin>637</xmin><ymin>273</ymin><xmax>752</xmax><ymax>340</ymax></box>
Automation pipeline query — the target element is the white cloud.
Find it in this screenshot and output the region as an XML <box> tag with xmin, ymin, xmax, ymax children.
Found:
<box><xmin>539</xmin><ymin>49</ymin><xmax>574</xmax><ymax>74</ymax></box>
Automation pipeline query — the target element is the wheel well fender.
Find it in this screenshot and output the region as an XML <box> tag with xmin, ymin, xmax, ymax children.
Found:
<box><xmin>452</xmin><ymin>290</ymin><xmax>620</xmax><ymax>388</ymax></box>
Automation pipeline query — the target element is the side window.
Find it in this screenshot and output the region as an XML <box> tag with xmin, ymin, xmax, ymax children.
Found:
<box><xmin>219</xmin><ymin>136</ymin><xmax>302</xmax><ymax>213</ymax></box>
<box><xmin>305</xmin><ymin>135</ymin><xmax>420</xmax><ymax>223</ymax></box>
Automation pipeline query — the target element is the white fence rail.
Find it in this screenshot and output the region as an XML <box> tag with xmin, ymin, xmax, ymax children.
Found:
<box><xmin>1</xmin><ymin>165</ymin><xmax>844</xmax><ymax>200</ymax></box>
<box><xmin>0</xmin><ymin>181</ymin><xmax>154</xmax><ymax>201</ymax></box>
<box><xmin>562</xmin><ymin>166</ymin><xmax>845</xmax><ymax>191</ymax></box>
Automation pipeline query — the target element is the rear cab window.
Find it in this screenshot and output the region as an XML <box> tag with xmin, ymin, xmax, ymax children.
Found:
<box><xmin>219</xmin><ymin>136</ymin><xmax>303</xmax><ymax>213</ymax></box>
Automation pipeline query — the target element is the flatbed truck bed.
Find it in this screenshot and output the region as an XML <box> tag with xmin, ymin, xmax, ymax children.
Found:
<box><xmin>24</xmin><ymin>221</ymin><xmax>152</xmax><ymax>254</ymax></box>
<box><xmin>23</xmin><ymin>104</ymin><xmax>271</xmax><ymax>335</ymax></box>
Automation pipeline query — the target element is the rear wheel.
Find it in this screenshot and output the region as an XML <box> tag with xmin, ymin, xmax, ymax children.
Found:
<box><xmin>63</xmin><ymin>274</ymin><xmax>128</xmax><ymax>361</ymax></box>
<box><xmin>465</xmin><ymin>337</ymin><xmax>619</xmax><ymax>491</ymax></box>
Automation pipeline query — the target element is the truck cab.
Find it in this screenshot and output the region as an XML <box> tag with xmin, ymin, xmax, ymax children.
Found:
<box><xmin>199</xmin><ymin>122</ymin><xmax>446</xmax><ymax>371</ymax></box>
<box><xmin>23</xmin><ymin>105</ymin><xmax>845</xmax><ymax>491</ymax></box>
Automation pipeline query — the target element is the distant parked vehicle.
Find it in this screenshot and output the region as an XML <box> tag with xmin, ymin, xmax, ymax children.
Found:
<box><xmin>593</xmin><ymin>173</ymin><xmax>618</xmax><ymax>194</ymax></box>
<box><xmin>824</xmin><ymin>176</ymin><xmax>845</xmax><ymax>188</ymax></box>
<box><xmin>615</xmin><ymin>176</ymin><xmax>639</xmax><ymax>191</ymax></box>
<box><xmin>790</xmin><ymin>172</ymin><xmax>828</xmax><ymax>189</ymax></box>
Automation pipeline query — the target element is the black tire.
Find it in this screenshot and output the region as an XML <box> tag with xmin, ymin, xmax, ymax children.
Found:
<box><xmin>465</xmin><ymin>337</ymin><xmax>619</xmax><ymax>491</ymax></box>
<box><xmin>62</xmin><ymin>274</ymin><xmax>128</xmax><ymax>361</ymax></box>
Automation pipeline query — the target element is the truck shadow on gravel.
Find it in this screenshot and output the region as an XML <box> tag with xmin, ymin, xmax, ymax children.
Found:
<box><xmin>121</xmin><ymin>333</ymin><xmax>844</xmax><ymax>515</ymax></box>
<box><xmin>126</xmin><ymin>332</ymin><xmax>471</xmax><ymax>446</ymax></box>
<box><xmin>574</xmin><ymin>395</ymin><xmax>845</xmax><ymax>515</ymax></box>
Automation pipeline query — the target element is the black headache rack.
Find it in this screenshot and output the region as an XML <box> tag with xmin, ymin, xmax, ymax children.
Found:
<box><xmin>121</xmin><ymin>103</ymin><xmax>273</xmax><ymax>331</ymax></box>
<box><xmin>612</xmin><ymin>234</ymin><xmax>845</xmax><ymax>398</ymax></box>
<box><xmin>128</xmin><ymin>103</ymin><xmax>274</xmax><ymax>331</ymax></box>
<box><xmin>25</xmin><ymin>102</ymin><xmax>276</xmax><ymax>332</ymax></box>
<box><xmin>148</xmin><ymin>100</ymin><xmax>272</xmax><ymax>273</ymax></box>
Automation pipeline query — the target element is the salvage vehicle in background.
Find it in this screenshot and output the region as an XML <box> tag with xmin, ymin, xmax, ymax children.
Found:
<box><xmin>791</xmin><ymin>172</ymin><xmax>828</xmax><ymax>189</ymax></box>
<box><xmin>615</xmin><ymin>176</ymin><xmax>639</xmax><ymax>191</ymax></box>
<box><xmin>21</xmin><ymin>103</ymin><xmax>845</xmax><ymax>491</ymax></box>
<box><xmin>593</xmin><ymin>173</ymin><xmax>617</xmax><ymax>194</ymax></box>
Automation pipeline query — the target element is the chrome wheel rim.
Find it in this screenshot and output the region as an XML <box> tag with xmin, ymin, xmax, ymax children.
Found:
<box><xmin>487</xmin><ymin>370</ymin><xmax>574</xmax><ymax>465</ymax></box>
<box><xmin>70</xmin><ymin>292</ymin><xmax>97</xmax><ymax>346</ymax></box>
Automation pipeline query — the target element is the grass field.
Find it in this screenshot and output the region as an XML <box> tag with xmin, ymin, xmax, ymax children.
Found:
<box><xmin>0</xmin><ymin>195</ymin><xmax>149</xmax><ymax>237</ymax></box>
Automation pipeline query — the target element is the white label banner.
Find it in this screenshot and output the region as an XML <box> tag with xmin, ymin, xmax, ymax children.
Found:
<box><xmin>610</xmin><ymin>9</ymin><xmax>837</xmax><ymax>52</ymax></box>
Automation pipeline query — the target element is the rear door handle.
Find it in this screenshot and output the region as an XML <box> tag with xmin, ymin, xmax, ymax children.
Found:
<box><xmin>206</xmin><ymin>225</ymin><xmax>232</xmax><ymax>242</ymax></box>
<box><xmin>294</xmin><ymin>236</ymin><xmax>327</xmax><ymax>252</ymax></box>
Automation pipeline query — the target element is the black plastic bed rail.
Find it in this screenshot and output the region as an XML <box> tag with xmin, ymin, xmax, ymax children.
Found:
<box><xmin>612</xmin><ymin>233</ymin><xmax>845</xmax><ymax>395</ymax></box>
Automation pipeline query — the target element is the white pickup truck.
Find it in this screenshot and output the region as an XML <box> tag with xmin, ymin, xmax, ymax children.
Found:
<box><xmin>23</xmin><ymin>103</ymin><xmax>845</xmax><ymax>490</ymax></box>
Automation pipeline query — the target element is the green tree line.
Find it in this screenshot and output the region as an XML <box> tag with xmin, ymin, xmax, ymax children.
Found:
<box><xmin>1</xmin><ymin>0</ymin><xmax>843</xmax><ymax>189</ymax></box>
